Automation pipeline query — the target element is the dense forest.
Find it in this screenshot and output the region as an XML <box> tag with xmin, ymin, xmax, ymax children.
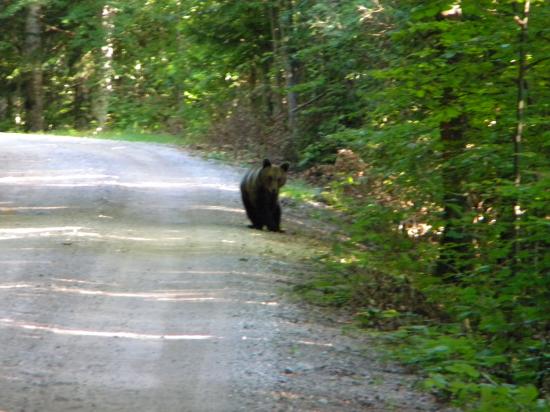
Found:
<box><xmin>1</xmin><ymin>0</ymin><xmax>549</xmax><ymax>410</ymax></box>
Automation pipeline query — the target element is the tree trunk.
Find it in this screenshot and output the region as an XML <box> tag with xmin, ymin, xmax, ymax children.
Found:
<box><xmin>435</xmin><ymin>106</ymin><xmax>470</xmax><ymax>279</ymax></box>
<box><xmin>0</xmin><ymin>97</ymin><xmax>7</xmax><ymax>125</ymax></box>
<box><xmin>92</xmin><ymin>4</ymin><xmax>115</xmax><ymax>131</ymax></box>
<box><xmin>175</xmin><ymin>29</ymin><xmax>185</xmax><ymax>118</ymax></box>
<box><xmin>434</xmin><ymin>5</ymin><xmax>471</xmax><ymax>280</ymax></box>
<box><xmin>74</xmin><ymin>76</ymin><xmax>90</xmax><ymax>129</ymax></box>
<box><xmin>279</xmin><ymin>0</ymin><xmax>300</xmax><ymax>161</ymax></box>
<box><xmin>268</xmin><ymin>3</ymin><xmax>284</xmax><ymax>117</ymax></box>
<box><xmin>24</xmin><ymin>2</ymin><xmax>44</xmax><ymax>132</ymax></box>
<box><xmin>509</xmin><ymin>0</ymin><xmax>531</xmax><ymax>273</ymax></box>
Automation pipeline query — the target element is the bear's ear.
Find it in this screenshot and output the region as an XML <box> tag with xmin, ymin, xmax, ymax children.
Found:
<box><xmin>281</xmin><ymin>162</ymin><xmax>290</xmax><ymax>172</ymax></box>
<box><xmin>262</xmin><ymin>159</ymin><xmax>272</xmax><ymax>168</ymax></box>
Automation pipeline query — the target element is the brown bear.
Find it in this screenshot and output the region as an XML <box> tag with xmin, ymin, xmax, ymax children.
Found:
<box><xmin>240</xmin><ymin>159</ymin><xmax>289</xmax><ymax>232</ymax></box>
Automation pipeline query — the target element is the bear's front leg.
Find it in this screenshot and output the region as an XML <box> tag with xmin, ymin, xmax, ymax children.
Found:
<box><xmin>261</xmin><ymin>205</ymin><xmax>276</xmax><ymax>232</ymax></box>
<box><xmin>270</xmin><ymin>202</ymin><xmax>284</xmax><ymax>233</ymax></box>
<box><xmin>242</xmin><ymin>193</ymin><xmax>263</xmax><ymax>229</ymax></box>
<box><xmin>265</xmin><ymin>203</ymin><xmax>283</xmax><ymax>232</ymax></box>
<box><xmin>273</xmin><ymin>202</ymin><xmax>284</xmax><ymax>232</ymax></box>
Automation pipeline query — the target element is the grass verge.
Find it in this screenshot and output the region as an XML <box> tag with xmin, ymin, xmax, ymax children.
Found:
<box><xmin>47</xmin><ymin>129</ymin><xmax>194</xmax><ymax>146</ymax></box>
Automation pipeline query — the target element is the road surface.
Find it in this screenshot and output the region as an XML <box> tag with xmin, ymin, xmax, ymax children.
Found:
<box><xmin>0</xmin><ymin>133</ymin><xmax>447</xmax><ymax>411</ymax></box>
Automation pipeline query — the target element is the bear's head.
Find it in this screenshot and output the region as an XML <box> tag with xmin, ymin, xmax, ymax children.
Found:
<box><xmin>259</xmin><ymin>158</ymin><xmax>289</xmax><ymax>194</ymax></box>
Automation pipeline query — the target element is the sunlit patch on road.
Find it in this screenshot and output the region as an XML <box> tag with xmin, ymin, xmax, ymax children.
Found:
<box><xmin>0</xmin><ymin>206</ymin><xmax>69</xmax><ymax>212</ymax></box>
<box><xmin>0</xmin><ymin>226</ymin><xmax>85</xmax><ymax>240</ymax></box>
<box><xmin>0</xmin><ymin>318</ymin><xmax>217</xmax><ymax>341</ymax></box>
<box><xmin>0</xmin><ymin>284</ymin><xmax>34</xmax><ymax>290</ymax></box>
<box><xmin>296</xmin><ymin>340</ymin><xmax>334</xmax><ymax>348</ymax></box>
<box><xmin>51</xmin><ymin>286</ymin><xmax>218</xmax><ymax>302</ymax></box>
<box><xmin>0</xmin><ymin>281</ymin><xmax>279</xmax><ymax>307</ymax></box>
<box><xmin>188</xmin><ymin>205</ymin><xmax>244</xmax><ymax>213</ymax></box>
<box><xmin>0</xmin><ymin>174</ymin><xmax>116</xmax><ymax>183</ymax></box>
<box><xmin>52</xmin><ymin>278</ymin><xmax>110</xmax><ymax>285</ymax></box>
<box><xmin>0</xmin><ymin>173</ymin><xmax>239</xmax><ymax>192</ymax></box>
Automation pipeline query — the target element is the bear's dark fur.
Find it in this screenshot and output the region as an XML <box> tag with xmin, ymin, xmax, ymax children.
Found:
<box><xmin>240</xmin><ymin>159</ymin><xmax>289</xmax><ymax>232</ymax></box>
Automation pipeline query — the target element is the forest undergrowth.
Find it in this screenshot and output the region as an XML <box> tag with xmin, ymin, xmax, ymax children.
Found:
<box><xmin>284</xmin><ymin>150</ymin><xmax>550</xmax><ymax>412</ymax></box>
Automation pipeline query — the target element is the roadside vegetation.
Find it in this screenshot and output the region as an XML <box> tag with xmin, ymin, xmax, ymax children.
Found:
<box><xmin>47</xmin><ymin>129</ymin><xmax>190</xmax><ymax>145</ymax></box>
<box><xmin>1</xmin><ymin>1</ymin><xmax>548</xmax><ymax>410</ymax></box>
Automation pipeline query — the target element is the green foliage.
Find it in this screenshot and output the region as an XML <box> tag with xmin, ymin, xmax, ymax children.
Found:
<box><xmin>1</xmin><ymin>1</ymin><xmax>549</xmax><ymax>410</ymax></box>
<box><xmin>290</xmin><ymin>1</ymin><xmax>550</xmax><ymax>409</ymax></box>
<box><xmin>280</xmin><ymin>180</ymin><xmax>321</xmax><ymax>203</ymax></box>
<box><xmin>294</xmin><ymin>272</ymin><xmax>354</xmax><ymax>307</ymax></box>
<box><xmin>386</xmin><ymin>325</ymin><xmax>549</xmax><ymax>411</ymax></box>
<box><xmin>299</xmin><ymin>130</ymin><xmax>365</xmax><ymax>169</ymax></box>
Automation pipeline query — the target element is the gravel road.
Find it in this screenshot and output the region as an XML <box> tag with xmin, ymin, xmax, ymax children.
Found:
<box><xmin>0</xmin><ymin>133</ymin><xmax>449</xmax><ymax>412</ymax></box>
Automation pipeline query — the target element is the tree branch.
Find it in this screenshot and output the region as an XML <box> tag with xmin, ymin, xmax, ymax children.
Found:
<box><xmin>525</xmin><ymin>56</ymin><xmax>550</xmax><ymax>71</ymax></box>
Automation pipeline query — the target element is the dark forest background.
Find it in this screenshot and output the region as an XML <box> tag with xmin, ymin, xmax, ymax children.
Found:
<box><xmin>1</xmin><ymin>1</ymin><xmax>549</xmax><ymax>410</ymax></box>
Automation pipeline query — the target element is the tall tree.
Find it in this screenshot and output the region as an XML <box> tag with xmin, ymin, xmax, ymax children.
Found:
<box><xmin>434</xmin><ymin>4</ymin><xmax>471</xmax><ymax>280</ymax></box>
<box><xmin>92</xmin><ymin>2</ymin><xmax>115</xmax><ymax>130</ymax></box>
<box><xmin>509</xmin><ymin>0</ymin><xmax>531</xmax><ymax>272</ymax></box>
<box><xmin>24</xmin><ymin>2</ymin><xmax>44</xmax><ymax>131</ymax></box>
<box><xmin>279</xmin><ymin>0</ymin><xmax>300</xmax><ymax>160</ymax></box>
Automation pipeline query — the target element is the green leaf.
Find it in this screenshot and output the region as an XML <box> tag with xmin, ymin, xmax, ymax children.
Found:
<box><xmin>444</xmin><ymin>362</ymin><xmax>480</xmax><ymax>379</ymax></box>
